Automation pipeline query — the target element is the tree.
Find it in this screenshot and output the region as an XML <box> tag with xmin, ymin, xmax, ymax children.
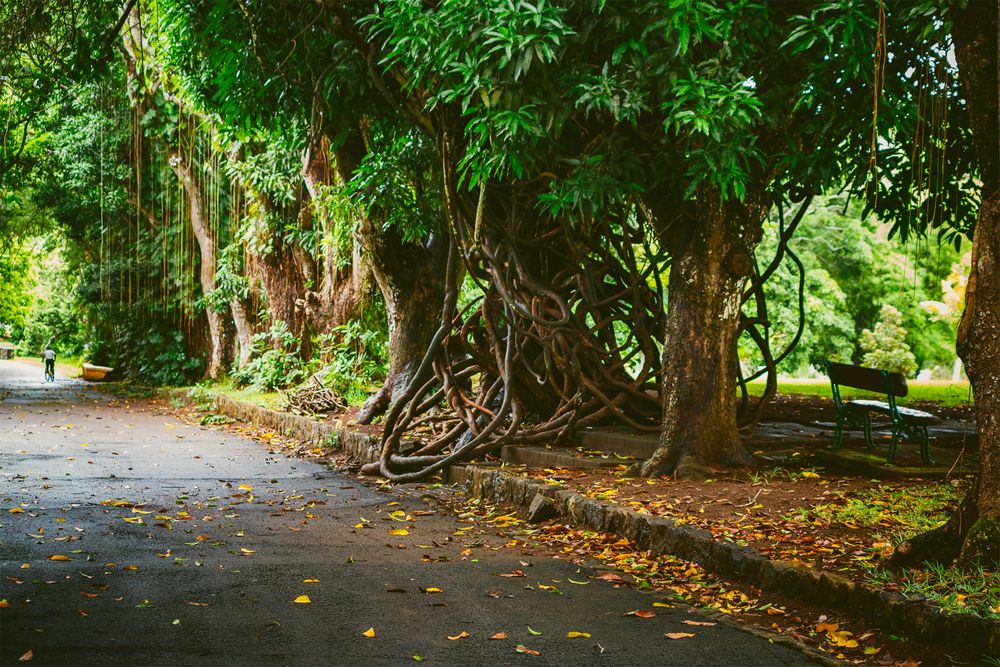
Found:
<box><xmin>893</xmin><ymin>0</ymin><xmax>1000</xmax><ymax>567</ymax></box>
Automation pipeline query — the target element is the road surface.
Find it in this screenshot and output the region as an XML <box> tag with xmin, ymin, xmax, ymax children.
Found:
<box><xmin>0</xmin><ymin>359</ymin><xmax>815</xmax><ymax>665</ymax></box>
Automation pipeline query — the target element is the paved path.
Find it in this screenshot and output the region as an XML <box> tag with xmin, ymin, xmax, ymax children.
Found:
<box><xmin>0</xmin><ymin>360</ymin><xmax>815</xmax><ymax>666</ymax></box>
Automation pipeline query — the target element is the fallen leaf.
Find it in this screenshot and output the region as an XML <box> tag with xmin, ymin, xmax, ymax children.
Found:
<box><xmin>815</xmin><ymin>622</ymin><xmax>839</xmax><ymax>634</ymax></box>
<box><xmin>19</xmin><ymin>649</ymin><xmax>33</xmax><ymax>661</ymax></box>
<box><xmin>566</xmin><ymin>631</ymin><xmax>591</xmax><ymax>638</ymax></box>
<box><xmin>766</xmin><ymin>607</ymin><xmax>786</xmax><ymax>616</ymax></box>
<box><xmin>682</xmin><ymin>620</ymin><xmax>715</xmax><ymax>627</ymax></box>
<box><xmin>628</xmin><ymin>610</ymin><xmax>656</xmax><ymax>618</ymax></box>
<box><xmin>665</xmin><ymin>632</ymin><xmax>695</xmax><ymax>640</ymax></box>
<box><xmin>447</xmin><ymin>631</ymin><xmax>470</xmax><ymax>641</ymax></box>
<box><xmin>527</xmin><ymin>626</ymin><xmax>542</xmax><ymax>636</ymax></box>
<box><xmin>489</xmin><ymin>632</ymin><xmax>507</xmax><ymax>640</ymax></box>
<box><xmin>8</xmin><ymin>508</ymin><xmax>24</xmax><ymax>514</ymax></box>
<box><xmin>567</xmin><ymin>578</ymin><xmax>589</xmax><ymax>585</ymax></box>
<box><xmin>596</xmin><ymin>572</ymin><xmax>628</xmax><ymax>584</ymax></box>
<box><xmin>362</xmin><ymin>627</ymin><xmax>376</xmax><ymax>638</ymax></box>
<box><xmin>48</xmin><ymin>555</ymin><xmax>72</xmax><ymax>562</ymax></box>
<box><xmin>303</xmin><ymin>579</ymin><xmax>320</xmax><ymax>583</ymax></box>
<box><xmin>387</xmin><ymin>529</ymin><xmax>409</xmax><ymax>537</ymax></box>
<box><xmin>497</xmin><ymin>569</ymin><xmax>526</xmax><ymax>578</ymax></box>
<box><xmin>293</xmin><ymin>595</ymin><xmax>311</xmax><ymax>604</ymax></box>
<box><xmin>238</xmin><ymin>484</ymin><xmax>253</xmax><ymax>491</ymax></box>
<box><xmin>0</xmin><ymin>600</ymin><xmax>9</xmax><ymax>608</ymax></box>
<box><xmin>421</xmin><ymin>587</ymin><xmax>443</xmax><ymax>594</ymax></box>
<box><xmin>652</xmin><ymin>602</ymin><xmax>674</xmax><ymax>608</ymax></box>
<box><xmin>515</xmin><ymin>645</ymin><xmax>540</xmax><ymax>656</ymax></box>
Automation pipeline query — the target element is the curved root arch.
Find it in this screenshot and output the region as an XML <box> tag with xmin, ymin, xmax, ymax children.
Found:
<box><xmin>362</xmin><ymin>193</ymin><xmax>666</xmax><ymax>480</ymax></box>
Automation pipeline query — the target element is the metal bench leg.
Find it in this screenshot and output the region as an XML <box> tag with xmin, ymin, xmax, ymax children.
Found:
<box><xmin>887</xmin><ymin>426</ymin><xmax>902</xmax><ymax>464</ymax></box>
<box><xmin>919</xmin><ymin>427</ymin><xmax>933</xmax><ymax>465</ymax></box>
<box><xmin>862</xmin><ymin>415</ymin><xmax>877</xmax><ymax>450</ymax></box>
<box><xmin>833</xmin><ymin>416</ymin><xmax>844</xmax><ymax>449</ymax></box>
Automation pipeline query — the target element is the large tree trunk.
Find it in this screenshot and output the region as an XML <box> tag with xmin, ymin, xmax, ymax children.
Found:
<box><xmin>298</xmin><ymin>133</ymin><xmax>370</xmax><ymax>333</ymax></box>
<box><xmin>333</xmin><ymin>135</ymin><xmax>449</xmax><ymax>424</ymax></box>
<box><xmin>637</xmin><ymin>192</ymin><xmax>764</xmax><ymax>479</ymax></box>
<box><xmin>171</xmin><ymin>148</ymin><xmax>232</xmax><ymax>379</ymax></box>
<box><xmin>893</xmin><ymin>0</ymin><xmax>999</xmax><ymax>567</ymax></box>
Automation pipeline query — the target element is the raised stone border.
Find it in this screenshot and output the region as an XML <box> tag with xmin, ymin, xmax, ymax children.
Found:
<box><xmin>462</xmin><ymin>465</ymin><xmax>1000</xmax><ymax>659</ymax></box>
<box><xmin>166</xmin><ymin>388</ymin><xmax>381</xmax><ymax>466</ymax></box>
<box><xmin>163</xmin><ymin>387</ymin><xmax>998</xmax><ymax>659</ymax></box>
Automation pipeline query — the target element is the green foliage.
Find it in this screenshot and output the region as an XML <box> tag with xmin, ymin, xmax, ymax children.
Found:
<box><xmin>232</xmin><ymin>321</ymin><xmax>305</xmax><ymax>390</ymax></box>
<box><xmin>861</xmin><ymin>304</ymin><xmax>918</xmax><ymax>376</ymax></box>
<box><xmin>315</xmin><ymin>320</ymin><xmax>388</xmax><ymax>406</ymax></box>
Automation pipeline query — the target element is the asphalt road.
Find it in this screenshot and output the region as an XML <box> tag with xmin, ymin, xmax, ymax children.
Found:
<box><xmin>0</xmin><ymin>359</ymin><xmax>816</xmax><ymax>666</ymax></box>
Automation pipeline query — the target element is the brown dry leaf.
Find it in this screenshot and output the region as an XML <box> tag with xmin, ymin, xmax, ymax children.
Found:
<box><xmin>681</xmin><ymin>620</ymin><xmax>715</xmax><ymax>627</ymax></box>
<box><xmin>595</xmin><ymin>572</ymin><xmax>627</xmax><ymax>584</ymax></box>
<box><xmin>815</xmin><ymin>622</ymin><xmax>839</xmax><ymax>633</ymax></box>
<box><xmin>766</xmin><ymin>607</ymin><xmax>786</xmax><ymax>616</ymax></box>
<box><xmin>447</xmin><ymin>631</ymin><xmax>470</xmax><ymax>641</ymax></box>
<box><xmin>629</xmin><ymin>610</ymin><xmax>656</xmax><ymax>618</ymax></box>
<box><xmin>496</xmin><ymin>569</ymin><xmax>526</xmax><ymax>578</ymax></box>
<box><xmin>19</xmin><ymin>649</ymin><xmax>33</xmax><ymax>662</ymax></box>
<box><xmin>48</xmin><ymin>555</ymin><xmax>71</xmax><ymax>562</ymax></box>
<box><xmin>515</xmin><ymin>645</ymin><xmax>540</xmax><ymax>656</ymax></box>
<box><xmin>0</xmin><ymin>600</ymin><xmax>9</xmax><ymax>608</ymax></box>
<box><xmin>489</xmin><ymin>632</ymin><xmax>507</xmax><ymax>640</ymax></box>
<box><xmin>665</xmin><ymin>633</ymin><xmax>695</xmax><ymax>640</ymax></box>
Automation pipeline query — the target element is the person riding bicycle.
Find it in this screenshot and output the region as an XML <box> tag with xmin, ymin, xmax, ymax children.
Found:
<box><xmin>43</xmin><ymin>345</ymin><xmax>56</xmax><ymax>381</ymax></box>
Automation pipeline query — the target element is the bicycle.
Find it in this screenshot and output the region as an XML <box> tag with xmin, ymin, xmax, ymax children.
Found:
<box><xmin>44</xmin><ymin>365</ymin><xmax>54</xmax><ymax>383</ymax></box>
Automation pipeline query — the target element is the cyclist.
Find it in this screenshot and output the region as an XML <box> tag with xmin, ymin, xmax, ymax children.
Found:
<box><xmin>43</xmin><ymin>345</ymin><xmax>56</xmax><ymax>382</ymax></box>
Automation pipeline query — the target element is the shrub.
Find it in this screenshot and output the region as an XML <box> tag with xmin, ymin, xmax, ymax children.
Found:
<box><xmin>861</xmin><ymin>304</ymin><xmax>918</xmax><ymax>376</ymax></box>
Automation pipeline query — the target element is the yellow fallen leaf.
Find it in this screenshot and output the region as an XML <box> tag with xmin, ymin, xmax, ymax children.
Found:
<box><xmin>121</xmin><ymin>517</ymin><xmax>144</xmax><ymax>524</ymax></box>
<box><xmin>388</xmin><ymin>529</ymin><xmax>409</xmax><ymax>536</ymax></box>
<box><xmin>681</xmin><ymin>620</ymin><xmax>715</xmax><ymax>626</ymax></box>
<box><xmin>447</xmin><ymin>631</ymin><xmax>470</xmax><ymax>640</ymax></box>
<box><xmin>566</xmin><ymin>631</ymin><xmax>591</xmax><ymax>638</ymax></box>
<box><xmin>0</xmin><ymin>600</ymin><xmax>9</xmax><ymax>608</ymax></box>
<box><xmin>293</xmin><ymin>595</ymin><xmax>311</xmax><ymax>604</ymax></box>
<box><xmin>303</xmin><ymin>579</ymin><xmax>320</xmax><ymax>583</ymax></box>
<box><xmin>240</xmin><ymin>548</ymin><xmax>256</xmax><ymax>555</ymax></box>
<box><xmin>48</xmin><ymin>555</ymin><xmax>72</xmax><ymax>561</ymax></box>
<box><xmin>362</xmin><ymin>627</ymin><xmax>376</xmax><ymax>638</ymax></box>
<box><xmin>652</xmin><ymin>602</ymin><xmax>674</xmax><ymax>608</ymax></box>
<box><xmin>238</xmin><ymin>484</ymin><xmax>253</xmax><ymax>491</ymax></box>
<box><xmin>801</xmin><ymin>471</ymin><xmax>820</xmax><ymax>479</ymax></box>
<box><xmin>421</xmin><ymin>587</ymin><xmax>443</xmax><ymax>593</ymax></box>
<box><xmin>665</xmin><ymin>632</ymin><xmax>695</xmax><ymax>640</ymax></box>
<box><xmin>8</xmin><ymin>508</ymin><xmax>24</xmax><ymax>513</ymax></box>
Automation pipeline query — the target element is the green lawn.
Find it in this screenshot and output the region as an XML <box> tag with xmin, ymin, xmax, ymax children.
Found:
<box><xmin>746</xmin><ymin>378</ymin><xmax>972</xmax><ymax>407</ymax></box>
<box><xmin>198</xmin><ymin>379</ymin><xmax>284</xmax><ymax>410</ymax></box>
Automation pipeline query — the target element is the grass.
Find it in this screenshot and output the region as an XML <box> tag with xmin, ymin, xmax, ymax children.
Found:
<box><xmin>868</xmin><ymin>562</ymin><xmax>1000</xmax><ymax>619</ymax></box>
<box><xmin>197</xmin><ymin>378</ymin><xmax>284</xmax><ymax>410</ymax></box>
<box><xmin>746</xmin><ymin>378</ymin><xmax>972</xmax><ymax>407</ymax></box>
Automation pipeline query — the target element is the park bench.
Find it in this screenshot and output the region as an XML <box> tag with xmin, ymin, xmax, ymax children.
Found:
<box><xmin>825</xmin><ymin>361</ymin><xmax>939</xmax><ymax>464</ymax></box>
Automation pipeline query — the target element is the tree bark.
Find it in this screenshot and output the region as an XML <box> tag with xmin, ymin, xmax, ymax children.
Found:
<box><xmin>893</xmin><ymin>0</ymin><xmax>1000</xmax><ymax>567</ymax></box>
<box><xmin>333</xmin><ymin>134</ymin><xmax>449</xmax><ymax>424</ymax></box>
<box><xmin>637</xmin><ymin>191</ymin><xmax>765</xmax><ymax>479</ymax></box>
<box><xmin>298</xmin><ymin>133</ymin><xmax>370</xmax><ymax>334</ymax></box>
<box><xmin>170</xmin><ymin>149</ymin><xmax>232</xmax><ymax>379</ymax></box>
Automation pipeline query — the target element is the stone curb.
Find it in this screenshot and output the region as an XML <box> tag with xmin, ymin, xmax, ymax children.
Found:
<box><xmin>463</xmin><ymin>465</ymin><xmax>1000</xmax><ymax>659</ymax></box>
<box><xmin>166</xmin><ymin>388</ymin><xmax>381</xmax><ymax>466</ymax></box>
